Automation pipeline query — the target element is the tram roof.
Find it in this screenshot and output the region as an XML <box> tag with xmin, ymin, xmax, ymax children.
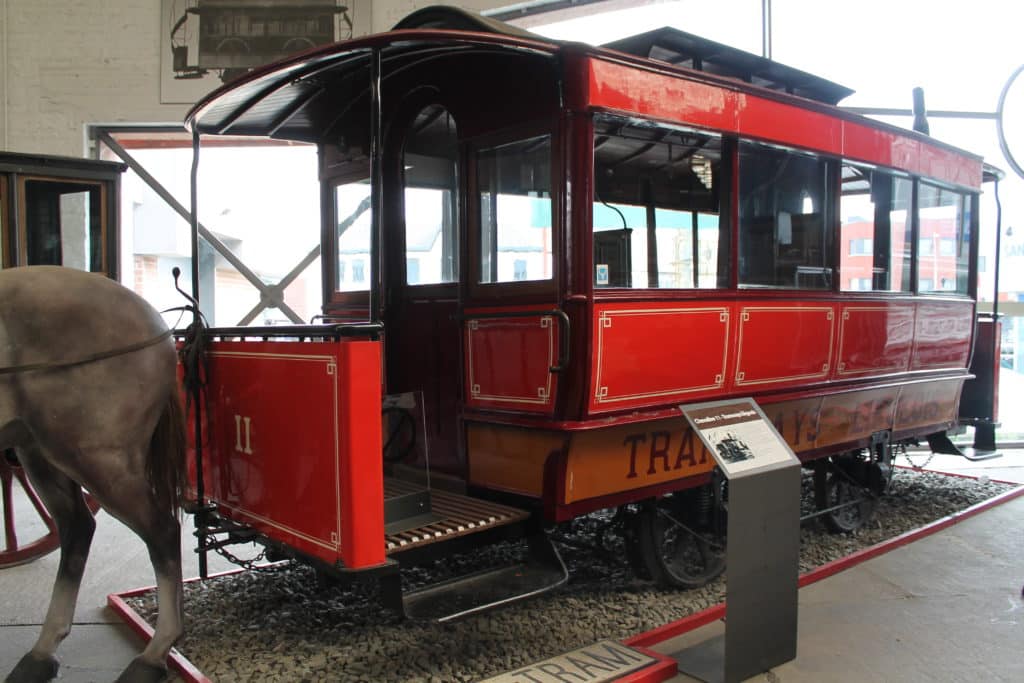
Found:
<box><xmin>185</xmin><ymin>30</ymin><xmax>561</xmax><ymax>140</ymax></box>
<box><xmin>602</xmin><ymin>28</ymin><xmax>853</xmax><ymax>106</ymax></box>
<box><xmin>186</xmin><ymin>5</ymin><xmax>857</xmax><ymax>141</ymax></box>
<box><xmin>183</xmin><ymin>7</ymin><xmax>981</xmax><ymax>186</ymax></box>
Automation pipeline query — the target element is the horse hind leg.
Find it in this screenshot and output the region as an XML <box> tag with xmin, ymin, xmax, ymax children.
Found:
<box><xmin>95</xmin><ymin>459</ymin><xmax>183</xmax><ymax>682</ymax></box>
<box><xmin>4</xmin><ymin>446</ymin><xmax>96</xmax><ymax>683</ymax></box>
<box><xmin>112</xmin><ymin>394</ymin><xmax>186</xmax><ymax>683</ymax></box>
<box><xmin>113</xmin><ymin>514</ymin><xmax>183</xmax><ymax>683</ymax></box>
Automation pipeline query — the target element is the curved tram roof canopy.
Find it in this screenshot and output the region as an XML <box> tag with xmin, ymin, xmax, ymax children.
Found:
<box><xmin>186</xmin><ymin>5</ymin><xmax>855</xmax><ymax>144</ymax></box>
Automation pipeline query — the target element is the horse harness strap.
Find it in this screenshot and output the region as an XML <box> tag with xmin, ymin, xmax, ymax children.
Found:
<box><xmin>0</xmin><ymin>329</ymin><xmax>174</xmax><ymax>376</ymax></box>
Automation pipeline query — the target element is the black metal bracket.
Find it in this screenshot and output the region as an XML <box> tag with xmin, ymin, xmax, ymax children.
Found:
<box><xmin>179</xmin><ymin>322</ymin><xmax>384</xmax><ymax>341</ymax></box>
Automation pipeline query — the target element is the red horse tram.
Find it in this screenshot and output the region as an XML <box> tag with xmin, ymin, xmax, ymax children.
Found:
<box><xmin>180</xmin><ymin>7</ymin><xmax>997</xmax><ymax>617</ymax></box>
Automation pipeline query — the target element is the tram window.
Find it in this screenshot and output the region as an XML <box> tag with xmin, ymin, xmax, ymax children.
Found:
<box><xmin>839</xmin><ymin>165</ymin><xmax>912</xmax><ymax>292</ymax></box>
<box><xmin>477</xmin><ymin>135</ymin><xmax>552</xmax><ymax>284</ymax></box>
<box><xmin>335</xmin><ymin>177</ymin><xmax>372</xmax><ymax>292</ymax></box>
<box><xmin>917</xmin><ymin>183</ymin><xmax>970</xmax><ymax>295</ymax></box>
<box><xmin>738</xmin><ymin>142</ymin><xmax>833</xmax><ymax>289</ymax></box>
<box><xmin>592</xmin><ymin>119</ymin><xmax>725</xmax><ymax>289</ymax></box>
<box><xmin>403</xmin><ymin>105</ymin><xmax>458</xmax><ymax>286</ymax></box>
<box><xmin>23</xmin><ymin>180</ymin><xmax>104</xmax><ymax>272</ymax></box>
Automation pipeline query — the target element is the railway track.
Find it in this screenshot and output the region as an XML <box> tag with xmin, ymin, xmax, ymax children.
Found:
<box><xmin>127</xmin><ymin>469</ymin><xmax>1013</xmax><ymax>682</ymax></box>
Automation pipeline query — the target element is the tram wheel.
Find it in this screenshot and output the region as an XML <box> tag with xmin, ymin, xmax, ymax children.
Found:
<box><xmin>1</xmin><ymin>449</ymin><xmax>100</xmax><ymax>569</ymax></box>
<box><xmin>624</xmin><ymin>490</ymin><xmax>725</xmax><ymax>589</ymax></box>
<box><xmin>813</xmin><ymin>455</ymin><xmax>878</xmax><ymax>534</ymax></box>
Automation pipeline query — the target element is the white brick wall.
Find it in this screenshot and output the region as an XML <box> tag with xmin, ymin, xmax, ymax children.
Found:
<box><xmin>0</xmin><ymin>0</ymin><xmax>508</xmax><ymax>156</ymax></box>
<box><xmin>2</xmin><ymin>0</ymin><xmax>185</xmax><ymax>155</ymax></box>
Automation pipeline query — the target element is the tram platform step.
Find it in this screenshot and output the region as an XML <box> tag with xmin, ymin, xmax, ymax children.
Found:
<box><xmin>926</xmin><ymin>431</ymin><xmax>1003</xmax><ymax>461</ymax></box>
<box><xmin>401</xmin><ymin>533</ymin><xmax>568</xmax><ymax>622</ymax></box>
<box><xmin>383</xmin><ymin>478</ymin><xmax>530</xmax><ymax>554</ymax></box>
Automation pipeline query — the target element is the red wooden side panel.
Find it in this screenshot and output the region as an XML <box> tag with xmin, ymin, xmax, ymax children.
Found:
<box><xmin>842</xmin><ymin>123</ymin><xmax>919</xmax><ymax>178</ymax></box>
<box><xmin>193</xmin><ymin>339</ymin><xmax>384</xmax><ymax>570</ymax></box>
<box><xmin>911</xmin><ymin>302</ymin><xmax>973</xmax><ymax>370</ymax></box>
<box><xmin>464</xmin><ymin>312</ymin><xmax>559</xmax><ymax>414</ymax></box>
<box><xmin>835</xmin><ymin>304</ymin><xmax>914</xmax><ymax>377</ymax></box>
<box><xmin>735</xmin><ymin>305</ymin><xmax>835</xmax><ymax>388</ymax></box>
<box><xmin>335</xmin><ymin>341</ymin><xmax>384</xmax><ymax>568</ymax></box>
<box><xmin>590</xmin><ymin>303</ymin><xmax>729</xmax><ymax>413</ymax></box>
<box><xmin>736</xmin><ymin>92</ymin><xmax>841</xmax><ymax>153</ymax></box>
<box><xmin>587</xmin><ymin>59</ymin><xmax>737</xmax><ymax>133</ymax></box>
<box><xmin>576</xmin><ymin>298</ymin><xmax>973</xmax><ymax>418</ymax></box>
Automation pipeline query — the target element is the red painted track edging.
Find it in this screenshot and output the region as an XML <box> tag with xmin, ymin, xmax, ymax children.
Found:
<box><xmin>107</xmin><ymin>592</ymin><xmax>211</xmax><ymax>683</ymax></box>
<box><xmin>109</xmin><ymin>484</ymin><xmax>1024</xmax><ymax>681</ymax></box>
<box><xmin>106</xmin><ymin>565</ymin><xmax>263</xmax><ymax>683</ymax></box>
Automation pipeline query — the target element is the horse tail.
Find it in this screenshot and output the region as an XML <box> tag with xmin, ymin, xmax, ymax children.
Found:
<box><xmin>147</xmin><ymin>390</ymin><xmax>187</xmax><ymax>515</ymax></box>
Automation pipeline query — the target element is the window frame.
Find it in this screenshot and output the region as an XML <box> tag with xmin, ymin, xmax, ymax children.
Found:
<box><xmin>914</xmin><ymin>179</ymin><xmax>974</xmax><ymax>297</ymax></box>
<box><xmin>394</xmin><ymin>100</ymin><xmax>461</xmax><ymax>295</ymax></box>
<box><xmin>736</xmin><ymin>139</ymin><xmax>838</xmax><ymax>291</ymax></box>
<box><xmin>466</xmin><ymin>120</ymin><xmax>560</xmax><ymax>303</ymax></box>
<box><xmin>324</xmin><ymin>163</ymin><xmax>373</xmax><ymax>308</ymax></box>
<box><xmin>837</xmin><ymin>161</ymin><xmax>915</xmax><ymax>295</ymax></box>
<box><xmin>16</xmin><ymin>175</ymin><xmax>108</xmax><ymax>274</ymax></box>
<box><xmin>588</xmin><ymin>114</ymin><xmax>731</xmax><ymax>295</ymax></box>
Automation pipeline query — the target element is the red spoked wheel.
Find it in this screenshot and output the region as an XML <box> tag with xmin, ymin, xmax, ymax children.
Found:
<box><xmin>1</xmin><ymin>449</ymin><xmax>100</xmax><ymax>568</ymax></box>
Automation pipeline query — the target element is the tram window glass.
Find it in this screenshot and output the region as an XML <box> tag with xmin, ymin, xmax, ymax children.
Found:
<box><xmin>335</xmin><ymin>177</ymin><xmax>372</xmax><ymax>292</ymax></box>
<box><xmin>477</xmin><ymin>135</ymin><xmax>552</xmax><ymax>284</ymax></box>
<box><xmin>403</xmin><ymin>105</ymin><xmax>458</xmax><ymax>286</ymax></box>
<box><xmin>23</xmin><ymin>180</ymin><xmax>103</xmax><ymax>272</ymax></box>
<box><xmin>738</xmin><ymin>142</ymin><xmax>833</xmax><ymax>289</ymax></box>
<box><xmin>839</xmin><ymin>165</ymin><xmax>912</xmax><ymax>292</ymax></box>
<box><xmin>917</xmin><ymin>183</ymin><xmax>969</xmax><ymax>294</ymax></box>
<box><xmin>592</xmin><ymin>119</ymin><xmax>725</xmax><ymax>289</ymax></box>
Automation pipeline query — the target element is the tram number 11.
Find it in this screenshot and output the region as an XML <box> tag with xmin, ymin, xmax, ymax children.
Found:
<box><xmin>234</xmin><ymin>414</ymin><xmax>253</xmax><ymax>455</ymax></box>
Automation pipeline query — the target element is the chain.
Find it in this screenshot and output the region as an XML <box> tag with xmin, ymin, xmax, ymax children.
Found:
<box><xmin>901</xmin><ymin>442</ymin><xmax>935</xmax><ymax>471</ymax></box>
<box><xmin>206</xmin><ymin>542</ymin><xmax>289</xmax><ymax>573</ymax></box>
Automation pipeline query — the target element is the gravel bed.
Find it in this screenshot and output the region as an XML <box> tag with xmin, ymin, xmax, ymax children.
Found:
<box><xmin>127</xmin><ymin>469</ymin><xmax>1015</xmax><ymax>682</ymax></box>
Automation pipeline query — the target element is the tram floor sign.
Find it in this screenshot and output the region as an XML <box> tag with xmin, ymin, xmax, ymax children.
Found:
<box><xmin>677</xmin><ymin>399</ymin><xmax>802</xmax><ymax>683</ymax></box>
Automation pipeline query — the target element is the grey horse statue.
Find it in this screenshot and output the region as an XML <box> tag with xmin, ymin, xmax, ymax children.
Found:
<box><xmin>1</xmin><ymin>266</ymin><xmax>186</xmax><ymax>683</ymax></box>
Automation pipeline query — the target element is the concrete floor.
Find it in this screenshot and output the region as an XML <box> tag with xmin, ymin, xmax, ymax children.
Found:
<box><xmin>0</xmin><ymin>449</ymin><xmax>1021</xmax><ymax>682</ymax></box>
<box><xmin>658</xmin><ymin>493</ymin><xmax>1024</xmax><ymax>682</ymax></box>
<box><xmin>0</xmin><ymin>512</ymin><xmax>242</xmax><ymax>681</ymax></box>
<box><xmin>655</xmin><ymin>448</ymin><xmax>1024</xmax><ymax>683</ymax></box>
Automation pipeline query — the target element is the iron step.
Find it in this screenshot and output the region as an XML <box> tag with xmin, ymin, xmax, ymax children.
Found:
<box><xmin>927</xmin><ymin>431</ymin><xmax>1002</xmax><ymax>461</ymax></box>
<box><xmin>401</xmin><ymin>533</ymin><xmax>568</xmax><ymax>622</ymax></box>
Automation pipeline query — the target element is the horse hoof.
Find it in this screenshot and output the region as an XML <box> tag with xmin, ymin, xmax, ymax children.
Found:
<box><xmin>4</xmin><ymin>652</ymin><xmax>59</xmax><ymax>683</ymax></box>
<box><xmin>113</xmin><ymin>657</ymin><xmax>169</xmax><ymax>683</ymax></box>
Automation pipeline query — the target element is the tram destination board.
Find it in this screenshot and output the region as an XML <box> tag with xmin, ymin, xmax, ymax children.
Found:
<box><xmin>680</xmin><ymin>398</ymin><xmax>799</xmax><ymax>479</ymax></box>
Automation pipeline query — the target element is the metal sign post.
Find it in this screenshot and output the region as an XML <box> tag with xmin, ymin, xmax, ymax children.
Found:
<box><xmin>674</xmin><ymin>398</ymin><xmax>801</xmax><ymax>683</ymax></box>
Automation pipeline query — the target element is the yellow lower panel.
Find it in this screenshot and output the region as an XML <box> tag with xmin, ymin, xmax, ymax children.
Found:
<box><xmin>469</xmin><ymin>377</ymin><xmax>965</xmax><ymax>507</ymax></box>
<box><xmin>565</xmin><ymin>417</ymin><xmax>715</xmax><ymax>503</ymax></box>
<box><xmin>467</xmin><ymin>423</ymin><xmax>566</xmax><ymax>497</ymax></box>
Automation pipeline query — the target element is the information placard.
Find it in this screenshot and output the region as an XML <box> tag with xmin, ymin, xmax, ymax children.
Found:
<box><xmin>681</xmin><ymin>398</ymin><xmax>799</xmax><ymax>478</ymax></box>
<box><xmin>674</xmin><ymin>398</ymin><xmax>800</xmax><ymax>682</ymax></box>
